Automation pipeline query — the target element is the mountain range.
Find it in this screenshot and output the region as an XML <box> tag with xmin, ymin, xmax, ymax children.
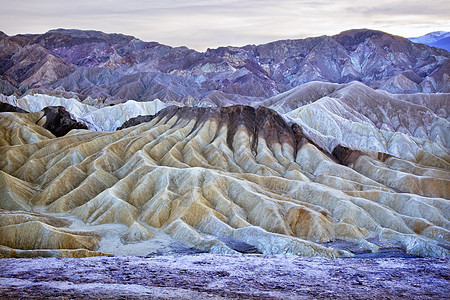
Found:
<box><xmin>410</xmin><ymin>31</ymin><xmax>450</xmax><ymax>52</ymax></box>
<box><xmin>0</xmin><ymin>28</ymin><xmax>449</xmax><ymax>107</ymax></box>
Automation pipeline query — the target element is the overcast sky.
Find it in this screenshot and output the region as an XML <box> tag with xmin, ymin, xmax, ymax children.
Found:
<box><xmin>1</xmin><ymin>0</ymin><xmax>449</xmax><ymax>51</ymax></box>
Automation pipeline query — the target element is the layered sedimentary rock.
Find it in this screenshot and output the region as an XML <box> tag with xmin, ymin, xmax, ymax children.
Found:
<box><xmin>0</xmin><ymin>95</ymin><xmax>448</xmax><ymax>258</ymax></box>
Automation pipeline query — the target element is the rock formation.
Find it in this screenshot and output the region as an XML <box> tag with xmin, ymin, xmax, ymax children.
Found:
<box><xmin>0</xmin><ymin>94</ymin><xmax>168</xmax><ymax>131</ymax></box>
<box><xmin>1</xmin><ymin>28</ymin><xmax>448</xmax><ymax>105</ymax></box>
<box><xmin>0</xmin><ymin>86</ymin><xmax>448</xmax><ymax>257</ymax></box>
<box><xmin>0</xmin><ymin>28</ymin><xmax>448</xmax><ymax>259</ymax></box>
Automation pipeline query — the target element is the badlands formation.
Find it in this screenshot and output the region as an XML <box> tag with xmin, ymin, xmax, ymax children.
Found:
<box><xmin>0</xmin><ymin>81</ymin><xmax>449</xmax><ymax>258</ymax></box>
<box><xmin>1</xmin><ymin>28</ymin><xmax>449</xmax><ymax>104</ymax></box>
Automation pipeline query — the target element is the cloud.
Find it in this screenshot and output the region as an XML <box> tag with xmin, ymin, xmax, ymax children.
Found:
<box><xmin>356</xmin><ymin>0</ymin><xmax>450</xmax><ymax>17</ymax></box>
<box><xmin>1</xmin><ymin>0</ymin><xmax>449</xmax><ymax>50</ymax></box>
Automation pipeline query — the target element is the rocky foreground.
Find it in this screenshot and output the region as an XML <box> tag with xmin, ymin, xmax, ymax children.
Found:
<box><xmin>0</xmin><ymin>254</ymin><xmax>448</xmax><ymax>299</ymax></box>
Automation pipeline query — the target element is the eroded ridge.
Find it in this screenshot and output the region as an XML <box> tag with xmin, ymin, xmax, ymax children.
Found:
<box><xmin>0</xmin><ymin>105</ymin><xmax>449</xmax><ymax>258</ymax></box>
<box><xmin>120</xmin><ymin>105</ymin><xmax>331</xmax><ymax>157</ymax></box>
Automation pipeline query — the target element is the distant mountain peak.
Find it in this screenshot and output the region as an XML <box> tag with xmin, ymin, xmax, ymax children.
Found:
<box><xmin>335</xmin><ymin>28</ymin><xmax>384</xmax><ymax>36</ymax></box>
<box><xmin>410</xmin><ymin>31</ymin><xmax>450</xmax><ymax>42</ymax></box>
<box><xmin>409</xmin><ymin>31</ymin><xmax>450</xmax><ymax>52</ymax></box>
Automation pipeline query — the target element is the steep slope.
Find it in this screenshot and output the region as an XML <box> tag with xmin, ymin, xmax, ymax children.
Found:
<box><xmin>1</xmin><ymin>43</ymin><xmax>73</xmax><ymax>87</ymax></box>
<box><xmin>0</xmin><ymin>102</ymin><xmax>448</xmax><ymax>258</ymax></box>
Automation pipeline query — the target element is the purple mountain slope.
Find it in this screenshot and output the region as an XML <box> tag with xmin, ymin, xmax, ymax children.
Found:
<box><xmin>0</xmin><ymin>28</ymin><xmax>449</xmax><ymax>105</ymax></box>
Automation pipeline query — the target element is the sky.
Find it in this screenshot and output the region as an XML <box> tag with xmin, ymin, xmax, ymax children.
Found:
<box><xmin>1</xmin><ymin>0</ymin><xmax>449</xmax><ymax>51</ymax></box>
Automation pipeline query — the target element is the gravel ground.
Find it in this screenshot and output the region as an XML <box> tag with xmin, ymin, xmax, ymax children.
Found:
<box><xmin>0</xmin><ymin>254</ymin><xmax>449</xmax><ymax>299</ymax></box>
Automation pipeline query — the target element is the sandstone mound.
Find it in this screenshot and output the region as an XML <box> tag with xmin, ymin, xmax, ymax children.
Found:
<box><xmin>0</xmin><ymin>103</ymin><xmax>448</xmax><ymax>258</ymax></box>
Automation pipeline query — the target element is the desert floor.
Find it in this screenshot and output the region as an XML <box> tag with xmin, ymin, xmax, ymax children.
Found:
<box><xmin>0</xmin><ymin>254</ymin><xmax>448</xmax><ymax>299</ymax></box>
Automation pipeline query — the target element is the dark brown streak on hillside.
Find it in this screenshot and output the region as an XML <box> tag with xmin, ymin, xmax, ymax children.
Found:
<box><xmin>291</xmin><ymin>124</ymin><xmax>338</xmax><ymax>163</ymax></box>
<box><xmin>332</xmin><ymin>144</ymin><xmax>406</xmax><ymax>193</ymax></box>
<box><xmin>116</xmin><ymin>114</ymin><xmax>157</xmax><ymax>130</ymax></box>
<box><xmin>223</xmin><ymin>106</ymin><xmax>258</xmax><ymax>153</ymax></box>
<box><xmin>186</xmin><ymin>107</ymin><xmax>222</xmax><ymax>138</ymax></box>
<box><xmin>332</xmin><ymin>144</ymin><xmax>365</xmax><ymax>166</ymax></box>
<box><xmin>254</xmin><ymin>106</ymin><xmax>296</xmax><ymax>156</ymax></box>
<box><xmin>332</xmin><ymin>144</ymin><xmax>396</xmax><ymax>166</ymax></box>
<box><xmin>377</xmin><ymin>152</ymin><xmax>395</xmax><ymax>162</ymax></box>
<box><xmin>39</xmin><ymin>106</ymin><xmax>88</xmax><ymax>137</ymax></box>
<box><xmin>117</xmin><ymin>105</ymin><xmax>340</xmax><ymax>162</ymax></box>
<box><xmin>0</xmin><ymin>102</ymin><xmax>28</xmax><ymax>113</ymax></box>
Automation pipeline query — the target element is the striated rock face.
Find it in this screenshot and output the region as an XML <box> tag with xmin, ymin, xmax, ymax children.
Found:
<box><xmin>119</xmin><ymin>105</ymin><xmax>330</xmax><ymax>159</ymax></box>
<box><xmin>0</xmin><ymin>28</ymin><xmax>448</xmax><ymax>104</ymax></box>
<box><xmin>263</xmin><ymin>81</ymin><xmax>450</xmax><ymax>154</ymax></box>
<box><xmin>0</xmin><ymin>95</ymin><xmax>448</xmax><ymax>258</ymax></box>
